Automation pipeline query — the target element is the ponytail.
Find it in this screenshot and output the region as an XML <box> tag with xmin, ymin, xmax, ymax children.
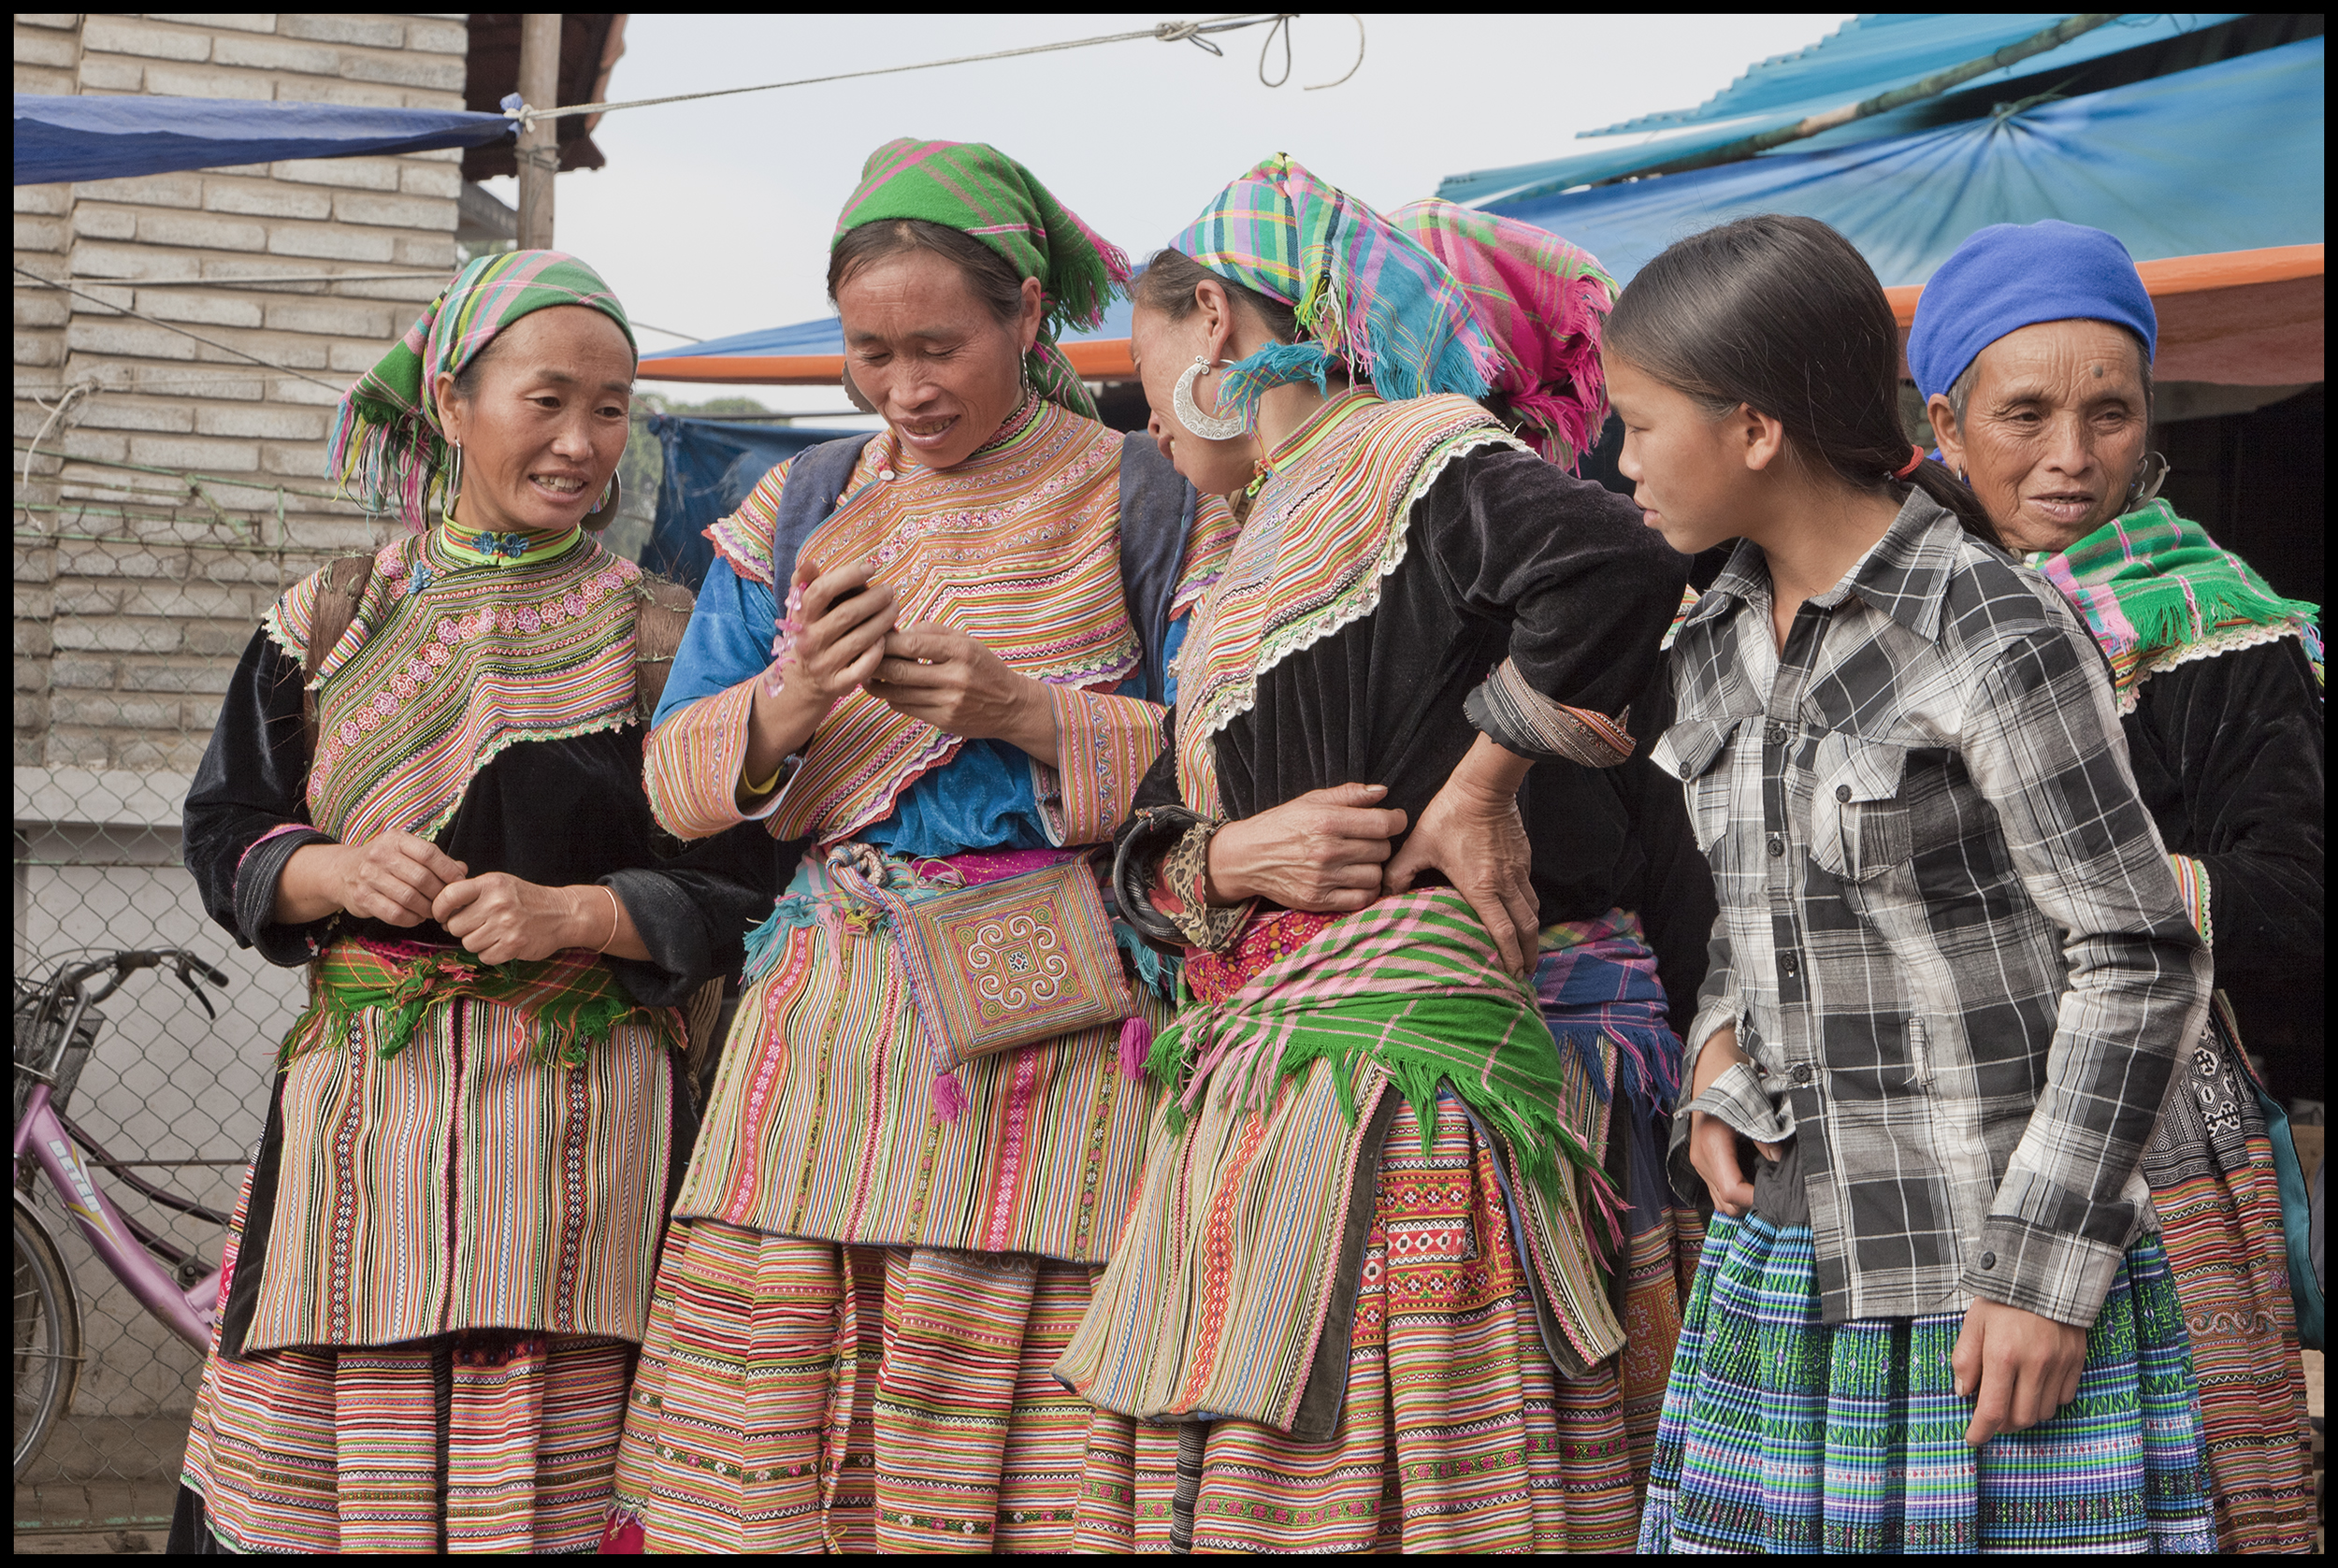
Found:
<box><xmin>1607</xmin><ymin>215</ymin><xmax>2002</xmax><ymax>550</ymax></box>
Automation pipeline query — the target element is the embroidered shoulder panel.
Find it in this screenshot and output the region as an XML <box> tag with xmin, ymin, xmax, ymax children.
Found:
<box><xmin>299</xmin><ymin>532</ymin><xmax>648</xmax><ymax>842</ymax></box>
<box><xmin>768</xmin><ymin>401</ymin><xmax>1143</xmax><ymax>843</ymax></box>
<box><xmin>1176</xmin><ymin>394</ymin><xmax>1521</xmax><ymax>813</ymax></box>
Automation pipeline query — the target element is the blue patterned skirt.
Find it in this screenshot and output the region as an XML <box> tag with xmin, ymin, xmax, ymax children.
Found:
<box><xmin>1637</xmin><ymin>1215</ymin><xmax>2216</xmax><ymax>1554</ymax></box>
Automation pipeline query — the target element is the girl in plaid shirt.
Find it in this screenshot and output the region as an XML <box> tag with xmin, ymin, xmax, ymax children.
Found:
<box><xmin>1610</xmin><ymin>215</ymin><xmax>2217</xmax><ymax>1553</ymax></box>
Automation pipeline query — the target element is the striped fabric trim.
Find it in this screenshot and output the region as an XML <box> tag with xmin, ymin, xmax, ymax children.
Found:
<box><xmin>1472</xmin><ymin>655</ymin><xmax>1635</xmax><ymax>768</ymax></box>
<box><xmin>642</xmin><ymin>677</ymin><xmax>760</xmax><ymax>842</ymax></box>
<box><xmin>242</xmin><ymin>992</ymin><xmax>671</xmax><ymax>1350</ymax></box>
<box><xmin>266</xmin><ymin>532</ymin><xmax>647</xmax><ymax>843</ymax></box>
<box><xmin>2169</xmin><ymin>852</ymin><xmax>2213</xmax><ymax>947</ymax></box>
<box><xmin>670</xmin><ymin>880</ymin><xmax>1170</xmax><ymax>1262</ymax></box>
<box><xmin>1033</xmin><ymin>684</ymin><xmax>1164</xmax><ymax>847</ymax></box>
<box><xmin>1175</xmin><ymin>392</ymin><xmax>1521</xmax><ymax>813</ymax></box>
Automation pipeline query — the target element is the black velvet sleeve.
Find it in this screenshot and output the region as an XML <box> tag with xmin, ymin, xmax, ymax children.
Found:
<box><xmin>1415</xmin><ymin>444</ymin><xmax>1686</xmax><ymax>726</ymax></box>
<box><xmin>2129</xmin><ymin>638</ymin><xmax>2324</xmax><ymax>983</ymax></box>
<box><xmin>181</xmin><ymin>627</ymin><xmax>336</xmax><ymax>967</ymax></box>
<box><xmin>600</xmin><ymin>825</ymin><xmax>793</xmax><ymax>1009</ymax></box>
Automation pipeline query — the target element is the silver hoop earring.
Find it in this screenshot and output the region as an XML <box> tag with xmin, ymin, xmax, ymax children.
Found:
<box><xmin>581</xmin><ymin>470</ymin><xmax>623</xmax><ymax>531</ymax></box>
<box><xmin>1173</xmin><ymin>357</ymin><xmax>1248</xmax><ymax>441</ymax></box>
<box><xmin>440</xmin><ymin>442</ymin><xmax>464</xmax><ymax>527</ymax></box>
<box><xmin>2124</xmin><ymin>451</ymin><xmax>2171</xmax><ymax>511</ymax></box>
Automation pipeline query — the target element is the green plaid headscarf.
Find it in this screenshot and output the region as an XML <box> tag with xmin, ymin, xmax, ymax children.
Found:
<box><xmin>326</xmin><ymin>249</ymin><xmax>635</xmax><ymax>530</ymax></box>
<box><xmin>835</xmin><ymin>137</ymin><xmax>1130</xmax><ymax>420</ymax></box>
<box><xmin>1172</xmin><ymin>154</ymin><xmax>1500</xmax><ymax>421</ymax></box>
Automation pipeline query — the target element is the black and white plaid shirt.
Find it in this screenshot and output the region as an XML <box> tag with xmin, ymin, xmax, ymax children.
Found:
<box><xmin>1654</xmin><ymin>494</ymin><xmax>2208</xmax><ymax>1328</ymax></box>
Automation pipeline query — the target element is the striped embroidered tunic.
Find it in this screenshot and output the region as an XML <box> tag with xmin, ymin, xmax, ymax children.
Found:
<box><xmin>182</xmin><ymin>528</ymin><xmax>776</xmax><ymax>1347</ymax></box>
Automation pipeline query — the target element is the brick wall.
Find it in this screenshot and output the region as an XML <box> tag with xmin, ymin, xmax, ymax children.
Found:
<box><xmin>13</xmin><ymin>13</ymin><xmax>470</xmax><ymax>771</ymax></box>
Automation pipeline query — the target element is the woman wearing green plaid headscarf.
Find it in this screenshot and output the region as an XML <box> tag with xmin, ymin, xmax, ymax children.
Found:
<box><xmin>173</xmin><ymin>248</ymin><xmax>778</xmax><ymax>1554</ymax></box>
<box><xmin>601</xmin><ymin>137</ymin><xmax>1248</xmax><ymax>1553</ymax></box>
<box><xmin>326</xmin><ymin>247</ymin><xmax>636</xmax><ymax>531</ymax></box>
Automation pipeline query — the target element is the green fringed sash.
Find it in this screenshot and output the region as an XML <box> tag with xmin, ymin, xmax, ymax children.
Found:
<box><xmin>1147</xmin><ymin>889</ymin><xmax>1604</xmax><ymax>1207</ymax></box>
<box><xmin>285</xmin><ymin>939</ymin><xmax>680</xmax><ymax>1070</ymax></box>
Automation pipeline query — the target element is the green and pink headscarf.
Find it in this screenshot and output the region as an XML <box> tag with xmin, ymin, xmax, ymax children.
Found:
<box><xmin>326</xmin><ymin>249</ymin><xmax>635</xmax><ymax>531</ymax></box>
<box><xmin>835</xmin><ymin>137</ymin><xmax>1130</xmax><ymax>420</ymax></box>
<box><xmin>1393</xmin><ymin>199</ymin><xmax>1616</xmax><ymax>474</ymax></box>
<box><xmin>1171</xmin><ymin>154</ymin><xmax>1500</xmax><ymax>420</ymax></box>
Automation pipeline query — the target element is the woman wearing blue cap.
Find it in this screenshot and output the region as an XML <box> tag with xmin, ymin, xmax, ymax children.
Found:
<box><xmin>1911</xmin><ymin>220</ymin><xmax>2320</xmax><ymax>1555</ymax></box>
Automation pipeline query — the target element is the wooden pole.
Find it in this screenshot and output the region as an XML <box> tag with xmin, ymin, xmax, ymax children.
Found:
<box><xmin>515</xmin><ymin>14</ymin><xmax>561</xmax><ymax>250</ymax></box>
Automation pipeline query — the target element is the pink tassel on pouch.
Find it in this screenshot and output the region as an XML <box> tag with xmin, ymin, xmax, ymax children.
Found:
<box><xmin>1118</xmin><ymin>1015</ymin><xmax>1152</xmax><ymax>1082</ymax></box>
<box><xmin>932</xmin><ymin>1068</ymin><xmax>969</xmax><ymax>1122</ymax></box>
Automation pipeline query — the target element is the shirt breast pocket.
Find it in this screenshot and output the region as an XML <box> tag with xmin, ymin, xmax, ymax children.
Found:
<box><xmin>1652</xmin><ymin>715</ymin><xmax>1743</xmax><ymax>859</ymax></box>
<box><xmin>1809</xmin><ymin>735</ymin><xmax>1910</xmax><ymax>883</ymax></box>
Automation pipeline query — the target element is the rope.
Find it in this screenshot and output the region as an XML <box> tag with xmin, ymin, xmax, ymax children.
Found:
<box><xmin>12</xmin><ymin>265</ymin><xmax>345</xmax><ymax>393</ymax></box>
<box><xmin>18</xmin><ymin>380</ymin><xmax>98</xmax><ymax>528</ymax></box>
<box><xmin>13</xmin><ymin>268</ymin><xmax>452</xmax><ymax>290</ymax></box>
<box><xmin>507</xmin><ymin>13</ymin><xmax>1306</xmax><ymax>127</ymax></box>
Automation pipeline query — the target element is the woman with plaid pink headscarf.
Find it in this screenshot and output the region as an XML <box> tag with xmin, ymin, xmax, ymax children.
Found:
<box><xmin>1053</xmin><ymin>156</ymin><xmax>1704</xmax><ymax>1552</ymax></box>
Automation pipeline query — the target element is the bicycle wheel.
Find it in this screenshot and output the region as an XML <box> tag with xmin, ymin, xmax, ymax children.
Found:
<box><xmin>13</xmin><ymin>1190</ymin><xmax>82</xmax><ymax>1480</ymax></box>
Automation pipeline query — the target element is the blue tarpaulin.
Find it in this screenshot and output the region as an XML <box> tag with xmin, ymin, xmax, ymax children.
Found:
<box><xmin>13</xmin><ymin>94</ymin><xmax>514</xmax><ymax>186</ymax></box>
<box><xmin>1480</xmin><ymin>36</ymin><xmax>2324</xmax><ymax>289</ymax></box>
<box><xmin>645</xmin><ymin>416</ymin><xmax>864</xmax><ymax>590</ymax></box>
<box><xmin>1438</xmin><ymin>13</ymin><xmax>2243</xmax><ymax>207</ymax></box>
<box><xmin>640</xmin><ymin>293</ymin><xmax>1136</xmax><ymax>367</ymax></box>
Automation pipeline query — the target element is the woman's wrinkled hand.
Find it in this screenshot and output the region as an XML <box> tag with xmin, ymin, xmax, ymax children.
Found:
<box><xmin>865</xmin><ymin>622</ymin><xmax>1059</xmax><ymax>762</ymax></box>
<box><xmin>431</xmin><ymin>872</ymin><xmax>594</xmax><ymax>967</ymax></box>
<box><xmin>1205</xmin><ymin>784</ymin><xmax>1407</xmax><ymax>913</ymax></box>
<box><xmin>1952</xmin><ymin>1298</ymin><xmax>2088</xmax><ymax>1446</ymax></box>
<box><xmin>326</xmin><ymin>831</ymin><xmax>468</xmax><ymax>928</ymax></box>
<box><xmin>1382</xmin><ymin>751</ymin><xmax>1539</xmax><ymax>976</ymax></box>
<box><xmin>1684</xmin><ymin>1026</ymin><xmax>1779</xmax><ymax>1217</ymax></box>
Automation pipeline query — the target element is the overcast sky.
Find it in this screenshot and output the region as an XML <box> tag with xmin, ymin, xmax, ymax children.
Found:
<box><xmin>483</xmin><ymin>12</ymin><xmax>1854</xmax><ymax>414</ymax></box>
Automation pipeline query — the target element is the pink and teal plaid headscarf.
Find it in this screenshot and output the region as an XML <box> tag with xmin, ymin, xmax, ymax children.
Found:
<box><xmin>326</xmin><ymin>249</ymin><xmax>635</xmax><ymax>530</ymax></box>
<box><xmin>1172</xmin><ymin>155</ymin><xmax>1499</xmax><ymax>419</ymax></box>
<box><xmin>1393</xmin><ymin>199</ymin><xmax>1616</xmax><ymax>474</ymax></box>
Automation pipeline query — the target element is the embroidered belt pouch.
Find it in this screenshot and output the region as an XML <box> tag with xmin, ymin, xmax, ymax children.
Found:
<box><xmin>827</xmin><ymin>847</ymin><xmax>1137</xmax><ymax>1086</ymax></box>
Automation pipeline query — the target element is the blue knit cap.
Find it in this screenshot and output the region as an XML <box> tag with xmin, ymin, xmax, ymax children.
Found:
<box><xmin>1907</xmin><ymin>221</ymin><xmax>2158</xmax><ymax>401</ymax></box>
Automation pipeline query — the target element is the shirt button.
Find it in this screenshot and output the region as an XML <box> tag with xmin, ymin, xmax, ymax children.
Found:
<box><xmin>1790</xmin><ymin>1063</ymin><xmax>1812</xmax><ymax>1086</ymax></box>
<box><xmin>1764</xmin><ymin>724</ymin><xmax>1787</xmax><ymax>745</ymax></box>
<box><xmin>1978</xmin><ymin>1251</ymin><xmax>1997</xmax><ymax>1270</ymax></box>
<box><xmin>1836</xmin><ymin>784</ymin><xmax>1853</xmax><ymax>802</ymax></box>
<box><xmin>1779</xmin><ymin>952</ymin><xmax>1799</xmax><ymax>977</ymax></box>
<box><xmin>876</xmin><ymin>468</ymin><xmax>897</xmax><ymax>482</ymax></box>
<box><xmin>1767</xmin><ymin>834</ymin><xmax>1785</xmax><ymax>857</ymax></box>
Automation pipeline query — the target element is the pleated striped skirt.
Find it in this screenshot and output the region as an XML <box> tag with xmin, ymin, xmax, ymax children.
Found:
<box><xmin>1071</xmin><ymin>1092</ymin><xmax>1642</xmax><ymax>1553</ymax></box>
<box><xmin>604</xmin><ymin>1229</ymin><xmax>1102</xmax><ymax>1552</ymax></box>
<box><xmin>1637</xmin><ymin>1214</ymin><xmax>2218</xmax><ymax>1554</ymax></box>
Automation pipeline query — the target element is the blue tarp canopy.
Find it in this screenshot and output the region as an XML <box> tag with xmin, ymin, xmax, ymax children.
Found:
<box><xmin>644</xmin><ymin>416</ymin><xmax>864</xmax><ymax>590</ymax></box>
<box><xmin>1479</xmin><ymin>36</ymin><xmax>2324</xmax><ymax>290</ymax></box>
<box><xmin>640</xmin><ymin>293</ymin><xmax>1136</xmax><ymax>366</ymax></box>
<box><xmin>1438</xmin><ymin>13</ymin><xmax>2242</xmax><ymax>207</ymax></box>
<box><xmin>13</xmin><ymin>93</ymin><xmax>514</xmax><ymax>186</ymax></box>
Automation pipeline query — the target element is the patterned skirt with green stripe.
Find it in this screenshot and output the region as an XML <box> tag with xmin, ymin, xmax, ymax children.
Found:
<box><xmin>1638</xmin><ymin>1213</ymin><xmax>2217</xmax><ymax>1553</ymax></box>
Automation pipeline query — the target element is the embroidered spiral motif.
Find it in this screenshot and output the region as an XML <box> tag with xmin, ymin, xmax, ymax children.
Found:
<box><xmin>964</xmin><ymin>913</ymin><xmax>1073</xmax><ymax>1017</ymax></box>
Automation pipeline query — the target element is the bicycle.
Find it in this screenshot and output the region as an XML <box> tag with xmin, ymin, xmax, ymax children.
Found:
<box><xmin>14</xmin><ymin>947</ymin><xmax>233</xmax><ymax>1480</ymax></box>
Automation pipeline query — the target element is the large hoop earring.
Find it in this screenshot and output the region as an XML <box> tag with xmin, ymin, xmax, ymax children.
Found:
<box><xmin>440</xmin><ymin>442</ymin><xmax>464</xmax><ymax>527</ymax></box>
<box><xmin>581</xmin><ymin>469</ymin><xmax>623</xmax><ymax>531</ymax></box>
<box><xmin>2123</xmin><ymin>451</ymin><xmax>2171</xmax><ymax>511</ymax></box>
<box><xmin>1173</xmin><ymin>357</ymin><xmax>1248</xmax><ymax>441</ymax></box>
<box><xmin>841</xmin><ymin>365</ymin><xmax>876</xmax><ymax>414</ymax></box>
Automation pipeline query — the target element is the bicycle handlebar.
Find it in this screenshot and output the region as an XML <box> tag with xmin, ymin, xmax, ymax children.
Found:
<box><xmin>49</xmin><ymin>948</ymin><xmax>231</xmax><ymax>1011</ymax></box>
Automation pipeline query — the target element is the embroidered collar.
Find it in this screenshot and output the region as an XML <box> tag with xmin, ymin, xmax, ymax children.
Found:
<box><xmin>439</xmin><ymin>521</ymin><xmax>584</xmax><ymax>568</ymax></box>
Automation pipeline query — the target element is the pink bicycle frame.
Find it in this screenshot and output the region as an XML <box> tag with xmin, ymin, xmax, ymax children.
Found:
<box><xmin>13</xmin><ymin>1079</ymin><xmax>220</xmax><ymax>1351</ymax></box>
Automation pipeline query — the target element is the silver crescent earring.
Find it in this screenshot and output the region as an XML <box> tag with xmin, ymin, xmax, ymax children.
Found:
<box><xmin>1173</xmin><ymin>356</ymin><xmax>1248</xmax><ymax>441</ymax></box>
<box><xmin>581</xmin><ymin>469</ymin><xmax>623</xmax><ymax>531</ymax></box>
<box><xmin>2123</xmin><ymin>451</ymin><xmax>2171</xmax><ymax>511</ymax></box>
